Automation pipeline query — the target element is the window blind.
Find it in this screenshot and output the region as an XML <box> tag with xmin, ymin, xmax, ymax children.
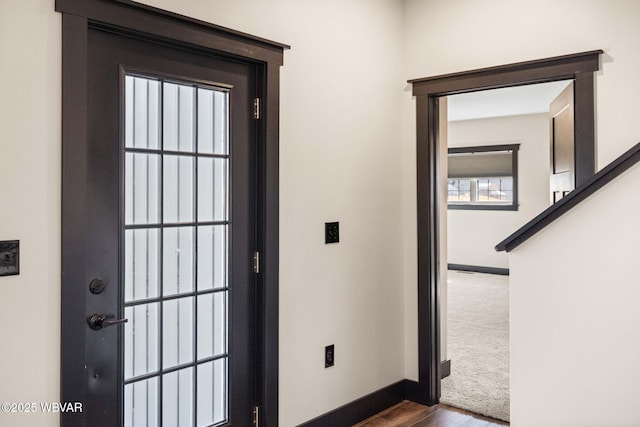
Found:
<box><xmin>448</xmin><ymin>150</ymin><xmax>513</xmax><ymax>178</ymax></box>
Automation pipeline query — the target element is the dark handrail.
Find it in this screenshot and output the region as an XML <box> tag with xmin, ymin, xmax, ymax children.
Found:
<box><xmin>496</xmin><ymin>141</ymin><xmax>640</xmax><ymax>252</ymax></box>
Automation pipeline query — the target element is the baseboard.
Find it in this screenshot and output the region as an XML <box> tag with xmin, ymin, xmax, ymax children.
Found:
<box><xmin>298</xmin><ymin>380</ymin><xmax>408</xmax><ymax>427</ymax></box>
<box><xmin>448</xmin><ymin>263</ymin><xmax>509</xmax><ymax>276</ymax></box>
<box><xmin>402</xmin><ymin>379</ymin><xmax>435</xmax><ymax>406</ymax></box>
<box><xmin>441</xmin><ymin>359</ymin><xmax>451</xmax><ymax>379</ymax></box>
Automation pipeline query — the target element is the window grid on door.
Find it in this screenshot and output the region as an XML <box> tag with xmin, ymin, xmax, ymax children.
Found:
<box><xmin>123</xmin><ymin>74</ymin><xmax>230</xmax><ymax>427</ymax></box>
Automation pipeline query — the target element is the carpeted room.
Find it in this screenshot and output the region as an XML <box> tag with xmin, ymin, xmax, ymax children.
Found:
<box><xmin>441</xmin><ymin>270</ymin><xmax>509</xmax><ymax>422</ymax></box>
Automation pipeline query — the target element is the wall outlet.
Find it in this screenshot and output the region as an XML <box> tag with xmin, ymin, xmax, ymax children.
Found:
<box><xmin>325</xmin><ymin>344</ymin><xmax>335</xmax><ymax>368</ymax></box>
<box><xmin>0</xmin><ymin>240</ymin><xmax>19</xmax><ymax>276</ymax></box>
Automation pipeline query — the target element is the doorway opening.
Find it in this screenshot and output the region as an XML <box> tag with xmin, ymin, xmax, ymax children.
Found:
<box><xmin>439</xmin><ymin>81</ymin><xmax>572</xmax><ymax>422</ymax></box>
<box><xmin>406</xmin><ymin>50</ymin><xmax>602</xmax><ymax>407</ymax></box>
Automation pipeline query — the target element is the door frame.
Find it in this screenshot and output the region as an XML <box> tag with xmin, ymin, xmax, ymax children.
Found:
<box><xmin>58</xmin><ymin>1</ymin><xmax>287</xmax><ymax>425</ymax></box>
<box><xmin>406</xmin><ymin>50</ymin><xmax>602</xmax><ymax>405</ymax></box>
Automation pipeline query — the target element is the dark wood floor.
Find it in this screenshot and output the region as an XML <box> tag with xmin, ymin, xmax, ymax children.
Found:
<box><xmin>353</xmin><ymin>401</ymin><xmax>509</xmax><ymax>427</ymax></box>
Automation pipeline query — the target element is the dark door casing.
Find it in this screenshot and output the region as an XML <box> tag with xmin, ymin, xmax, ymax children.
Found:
<box><xmin>407</xmin><ymin>50</ymin><xmax>601</xmax><ymax>405</ymax></box>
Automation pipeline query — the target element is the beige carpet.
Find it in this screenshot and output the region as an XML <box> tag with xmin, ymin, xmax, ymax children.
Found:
<box><xmin>440</xmin><ymin>270</ymin><xmax>510</xmax><ymax>422</ymax></box>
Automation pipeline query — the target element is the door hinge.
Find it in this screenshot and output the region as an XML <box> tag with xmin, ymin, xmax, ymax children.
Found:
<box><xmin>253</xmin><ymin>98</ymin><xmax>261</xmax><ymax>120</ymax></box>
<box><xmin>253</xmin><ymin>405</ymin><xmax>260</xmax><ymax>427</ymax></box>
<box><xmin>253</xmin><ymin>251</ymin><xmax>260</xmax><ymax>274</ymax></box>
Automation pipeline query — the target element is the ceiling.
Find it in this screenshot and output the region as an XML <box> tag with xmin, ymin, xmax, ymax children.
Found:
<box><xmin>447</xmin><ymin>80</ymin><xmax>571</xmax><ymax>122</ymax></box>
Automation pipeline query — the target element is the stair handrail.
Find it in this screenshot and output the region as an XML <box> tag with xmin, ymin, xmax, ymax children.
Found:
<box><xmin>496</xmin><ymin>141</ymin><xmax>640</xmax><ymax>252</ymax></box>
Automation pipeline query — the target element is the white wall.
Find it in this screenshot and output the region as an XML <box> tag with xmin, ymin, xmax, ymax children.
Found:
<box><xmin>0</xmin><ymin>0</ymin><xmax>406</xmax><ymax>426</ymax></box>
<box><xmin>510</xmin><ymin>163</ymin><xmax>640</xmax><ymax>426</ymax></box>
<box><xmin>447</xmin><ymin>113</ymin><xmax>550</xmax><ymax>269</ymax></box>
<box><xmin>403</xmin><ymin>0</ymin><xmax>640</xmax><ymax>383</ymax></box>
<box><xmin>6</xmin><ymin>1</ymin><xmax>640</xmax><ymax>425</ymax></box>
<box><xmin>0</xmin><ymin>1</ymin><xmax>61</xmax><ymax>427</ymax></box>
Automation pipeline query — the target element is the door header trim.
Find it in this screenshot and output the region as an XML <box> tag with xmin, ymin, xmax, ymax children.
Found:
<box><xmin>409</xmin><ymin>50</ymin><xmax>602</xmax><ymax>96</ymax></box>
<box><xmin>56</xmin><ymin>0</ymin><xmax>289</xmax><ymax>65</ymax></box>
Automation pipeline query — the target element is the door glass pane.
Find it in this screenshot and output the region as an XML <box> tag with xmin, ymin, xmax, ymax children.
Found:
<box><xmin>163</xmin><ymin>227</ymin><xmax>194</xmax><ymax>296</ymax></box>
<box><xmin>197</xmin><ymin>225</ymin><xmax>227</xmax><ymax>291</ymax></box>
<box><xmin>197</xmin><ymin>158</ymin><xmax>227</xmax><ymax>222</ymax></box>
<box><xmin>125</xmin><ymin>377</ymin><xmax>159</xmax><ymax>427</ymax></box>
<box><xmin>163</xmin><ymin>297</ymin><xmax>194</xmax><ymax>369</ymax></box>
<box><xmin>163</xmin><ymin>155</ymin><xmax>194</xmax><ymax>224</ymax></box>
<box><xmin>125</xmin><ymin>229</ymin><xmax>160</xmax><ymax>302</ymax></box>
<box><xmin>124</xmin><ymin>74</ymin><xmax>229</xmax><ymax>427</ymax></box>
<box><xmin>197</xmin><ymin>359</ymin><xmax>227</xmax><ymax>427</ymax></box>
<box><xmin>124</xmin><ymin>303</ymin><xmax>159</xmax><ymax>379</ymax></box>
<box><xmin>163</xmin><ymin>367</ymin><xmax>194</xmax><ymax>427</ymax></box>
<box><xmin>125</xmin><ymin>153</ymin><xmax>160</xmax><ymax>225</ymax></box>
<box><xmin>197</xmin><ymin>292</ymin><xmax>227</xmax><ymax>359</ymax></box>
<box><xmin>164</xmin><ymin>83</ymin><xmax>195</xmax><ymax>152</ymax></box>
<box><xmin>125</xmin><ymin>76</ymin><xmax>160</xmax><ymax>150</ymax></box>
<box><xmin>197</xmin><ymin>88</ymin><xmax>228</xmax><ymax>155</ymax></box>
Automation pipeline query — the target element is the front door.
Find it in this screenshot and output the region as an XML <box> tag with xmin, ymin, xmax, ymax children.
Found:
<box><xmin>63</xmin><ymin>25</ymin><xmax>258</xmax><ymax>427</ymax></box>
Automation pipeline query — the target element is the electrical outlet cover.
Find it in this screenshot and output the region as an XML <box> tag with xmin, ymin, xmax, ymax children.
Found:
<box><xmin>0</xmin><ymin>240</ymin><xmax>19</xmax><ymax>276</ymax></box>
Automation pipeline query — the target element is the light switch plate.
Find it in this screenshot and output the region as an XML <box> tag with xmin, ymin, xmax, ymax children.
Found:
<box><xmin>325</xmin><ymin>222</ymin><xmax>339</xmax><ymax>244</ymax></box>
<box><xmin>325</xmin><ymin>344</ymin><xmax>335</xmax><ymax>368</ymax></box>
<box><xmin>0</xmin><ymin>240</ymin><xmax>19</xmax><ymax>276</ymax></box>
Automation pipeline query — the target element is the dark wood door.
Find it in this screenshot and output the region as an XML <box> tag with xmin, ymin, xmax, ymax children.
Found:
<box><xmin>550</xmin><ymin>81</ymin><xmax>575</xmax><ymax>203</ymax></box>
<box><xmin>63</xmin><ymin>26</ymin><xmax>257</xmax><ymax>427</ymax></box>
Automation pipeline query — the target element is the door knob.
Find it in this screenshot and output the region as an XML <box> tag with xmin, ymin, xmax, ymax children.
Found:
<box><xmin>87</xmin><ymin>313</ymin><xmax>128</xmax><ymax>330</ymax></box>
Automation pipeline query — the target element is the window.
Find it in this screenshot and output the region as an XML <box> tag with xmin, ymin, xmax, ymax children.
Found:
<box><xmin>447</xmin><ymin>144</ymin><xmax>519</xmax><ymax>210</ymax></box>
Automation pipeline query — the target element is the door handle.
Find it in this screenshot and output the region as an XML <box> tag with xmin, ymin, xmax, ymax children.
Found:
<box><xmin>87</xmin><ymin>313</ymin><xmax>128</xmax><ymax>330</ymax></box>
